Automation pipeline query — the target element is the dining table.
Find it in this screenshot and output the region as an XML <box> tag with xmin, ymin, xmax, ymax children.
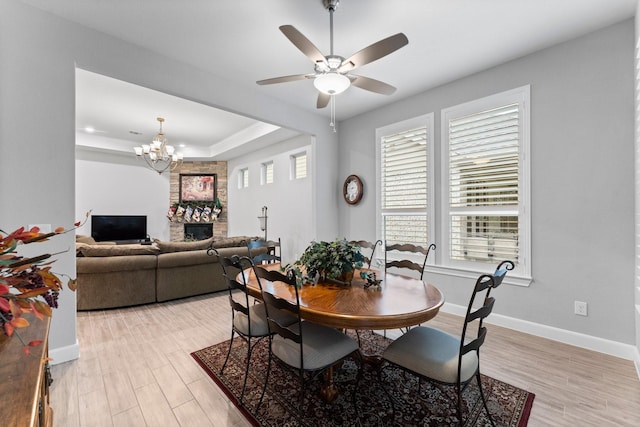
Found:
<box><xmin>240</xmin><ymin>263</ymin><xmax>444</xmax><ymax>331</ymax></box>
<box><xmin>238</xmin><ymin>263</ymin><xmax>445</xmax><ymax>402</ymax></box>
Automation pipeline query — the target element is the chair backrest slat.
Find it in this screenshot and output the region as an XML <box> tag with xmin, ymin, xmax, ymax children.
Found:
<box><xmin>466</xmin><ymin>297</ymin><xmax>495</xmax><ymax>323</ymax></box>
<box><xmin>474</xmin><ymin>274</ymin><xmax>495</xmax><ymax>293</ymax></box>
<box><xmin>253</xmin><ymin>266</ymin><xmax>303</xmax><ymax>345</ymax></box>
<box><xmin>384</xmin><ymin>242</ymin><xmax>436</xmax><ymax>280</ymax></box>
<box><xmin>229</xmin><ymin>299</ymin><xmax>249</xmax><ymax>317</ymax></box>
<box><xmin>350</xmin><ymin>240</ymin><xmax>382</xmax><ymax>269</ymax></box>
<box><xmin>385</xmin><ymin>259</ymin><xmax>424</xmax><ymax>274</ymax></box>
<box><xmin>491</xmin><ymin>267</ymin><xmax>509</xmax><ymax>288</ymax></box>
<box><xmin>247</xmin><ymin>238</ymin><xmax>282</xmax><ymax>264</ymax></box>
<box><xmin>461</xmin><ymin>326</ymin><xmax>487</xmax><ymax>355</ymax></box>
<box><xmin>261</xmin><ymin>290</ymin><xmax>301</xmax><ymax>343</ymax></box>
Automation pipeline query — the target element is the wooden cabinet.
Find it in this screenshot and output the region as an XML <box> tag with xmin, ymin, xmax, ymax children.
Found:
<box><xmin>0</xmin><ymin>316</ymin><xmax>53</xmax><ymax>427</ymax></box>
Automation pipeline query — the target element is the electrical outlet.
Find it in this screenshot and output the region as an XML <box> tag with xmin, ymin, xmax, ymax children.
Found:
<box><xmin>574</xmin><ymin>301</ymin><xmax>588</xmax><ymax>316</ymax></box>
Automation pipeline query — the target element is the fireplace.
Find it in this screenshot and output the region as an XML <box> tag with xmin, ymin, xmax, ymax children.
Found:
<box><xmin>184</xmin><ymin>223</ymin><xmax>213</xmax><ymax>241</ymax></box>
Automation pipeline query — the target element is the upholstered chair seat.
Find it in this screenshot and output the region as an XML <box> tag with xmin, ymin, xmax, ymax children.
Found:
<box><xmin>383</xmin><ymin>326</ymin><xmax>478</xmax><ymax>384</ymax></box>
<box><xmin>271</xmin><ymin>321</ymin><xmax>359</xmax><ymax>371</ymax></box>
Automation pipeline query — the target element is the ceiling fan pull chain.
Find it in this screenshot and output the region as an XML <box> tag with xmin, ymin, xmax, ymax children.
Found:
<box><xmin>330</xmin><ymin>96</ymin><xmax>337</xmax><ymax>132</ymax></box>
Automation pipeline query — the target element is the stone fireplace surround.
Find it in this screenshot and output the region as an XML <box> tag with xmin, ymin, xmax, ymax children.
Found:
<box><xmin>169</xmin><ymin>161</ymin><xmax>227</xmax><ymax>242</ymax></box>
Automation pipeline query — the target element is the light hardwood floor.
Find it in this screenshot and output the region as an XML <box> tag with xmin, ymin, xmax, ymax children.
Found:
<box><xmin>50</xmin><ymin>292</ymin><xmax>640</xmax><ymax>426</ymax></box>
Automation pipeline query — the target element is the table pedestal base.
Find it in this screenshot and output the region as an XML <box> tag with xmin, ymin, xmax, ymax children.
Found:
<box><xmin>319</xmin><ymin>364</ymin><xmax>341</xmax><ymax>403</ymax></box>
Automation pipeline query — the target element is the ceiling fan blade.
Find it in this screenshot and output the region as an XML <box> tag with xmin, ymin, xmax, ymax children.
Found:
<box><xmin>280</xmin><ymin>25</ymin><xmax>327</xmax><ymax>65</ymax></box>
<box><xmin>317</xmin><ymin>92</ymin><xmax>330</xmax><ymax>109</ymax></box>
<box><xmin>339</xmin><ymin>33</ymin><xmax>409</xmax><ymax>72</ymax></box>
<box><xmin>351</xmin><ymin>75</ymin><xmax>397</xmax><ymax>95</ymax></box>
<box><xmin>256</xmin><ymin>74</ymin><xmax>312</xmax><ymax>85</ymax></box>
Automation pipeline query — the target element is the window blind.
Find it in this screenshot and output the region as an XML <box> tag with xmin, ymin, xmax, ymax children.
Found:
<box><xmin>294</xmin><ymin>154</ymin><xmax>307</xmax><ymax>179</ymax></box>
<box><xmin>448</xmin><ymin>103</ymin><xmax>520</xmax><ymax>263</ymax></box>
<box><xmin>381</xmin><ymin>126</ymin><xmax>428</xmax><ymax>246</ymax></box>
<box><xmin>264</xmin><ymin>162</ymin><xmax>274</xmax><ymax>184</ymax></box>
<box><xmin>241</xmin><ymin>168</ymin><xmax>249</xmax><ymax>188</ymax></box>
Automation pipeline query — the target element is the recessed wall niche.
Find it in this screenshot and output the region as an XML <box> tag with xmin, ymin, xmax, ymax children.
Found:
<box><xmin>169</xmin><ymin>161</ymin><xmax>227</xmax><ymax>241</ymax></box>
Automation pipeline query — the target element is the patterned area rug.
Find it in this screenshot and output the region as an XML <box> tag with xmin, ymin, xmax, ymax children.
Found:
<box><xmin>191</xmin><ymin>331</ymin><xmax>534</xmax><ymax>426</ymax></box>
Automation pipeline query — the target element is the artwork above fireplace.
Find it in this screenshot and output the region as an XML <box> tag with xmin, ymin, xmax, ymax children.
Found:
<box><xmin>184</xmin><ymin>223</ymin><xmax>213</xmax><ymax>241</ymax></box>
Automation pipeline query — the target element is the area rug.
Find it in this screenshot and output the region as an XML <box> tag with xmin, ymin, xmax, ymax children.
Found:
<box><xmin>191</xmin><ymin>331</ymin><xmax>534</xmax><ymax>426</ymax></box>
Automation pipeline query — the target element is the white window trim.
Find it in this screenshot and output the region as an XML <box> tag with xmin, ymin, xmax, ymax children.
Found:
<box><xmin>375</xmin><ymin>113</ymin><xmax>435</xmax><ymax>263</ymax></box>
<box><xmin>290</xmin><ymin>152</ymin><xmax>307</xmax><ymax>180</ymax></box>
<box><xmin>439</xmin><ymin>85</ymin><xmax>531</xmax><ymax>283</ymax></box>
<box><xmin>238</xmin><ymin>167</ymin><xmax>249</xmax><ymax>189</ymax></box>
<box><xmin>261</xmin><ymin>161</ymin><xmax>274</xmax><ymax>185</ymax></box>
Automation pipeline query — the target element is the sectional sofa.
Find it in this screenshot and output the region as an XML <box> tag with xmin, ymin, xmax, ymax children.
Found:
<box><xmin>75</xmin><ymin>235</ymin><xmax>259</xmax><ymax>310</ymax></box>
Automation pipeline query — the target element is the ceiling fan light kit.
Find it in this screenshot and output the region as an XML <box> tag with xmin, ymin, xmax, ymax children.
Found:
<box><xmin>314</xmin><ymin>72</ymin><xmax>350</xmax><ymax>95</ymax></box>
<box><xmin>256</xmin><ymin>0</ymin><xmax>408</xmax><ymax>129</ymax></box>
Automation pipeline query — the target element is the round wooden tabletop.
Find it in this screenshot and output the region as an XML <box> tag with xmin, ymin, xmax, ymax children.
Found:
<box><xmin>241</xmin><ymin>264</ymin><xmax>444</xmax><ymax>330</ymax></box>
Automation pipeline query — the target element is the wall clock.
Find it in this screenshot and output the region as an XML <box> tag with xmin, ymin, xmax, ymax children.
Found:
<box><xmin>343</xmin><ymin>175</ymin><xmax>363</xmax><ymax>205</ymax></box>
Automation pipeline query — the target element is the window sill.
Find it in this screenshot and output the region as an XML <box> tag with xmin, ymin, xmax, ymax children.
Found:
<box><xmin>423</xmin><ymin>264</ymin><xmax>532</xmax><ymax>287</ymax></box>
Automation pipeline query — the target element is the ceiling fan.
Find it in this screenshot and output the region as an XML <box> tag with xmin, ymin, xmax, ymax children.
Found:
<box><xmin>256</xmin><ymin>0</ymin><xmax>409</xmax><ymax>109</ymax></box>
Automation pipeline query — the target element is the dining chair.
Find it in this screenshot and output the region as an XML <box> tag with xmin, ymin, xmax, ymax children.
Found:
<box><xmin>213</xmin><ymin>249</ymin><xmax>293</xmax><ymax>407</ymax></box>
<box><xmin>380</xmin><ymin>260</ymin><xmax>515</xmax><ymax>426</ymax></box>
<box><xmin>247</xmin><ymin>237</ymin><xmax>282</xmax><ymax>264</ymax></box>
<box><xmin>350</xmin><ymin>239</ymin><xmax>382</xmax><ymax>269</ymax></box>
<box><xmin>252</xmin><ymin>265</ymin><xmax>362</xmax><ymax>414</ymax></box>
<box><xmin>384</xmin><ymin>242</ymin><xmax>436</xmax><ymax>280</ymax></box>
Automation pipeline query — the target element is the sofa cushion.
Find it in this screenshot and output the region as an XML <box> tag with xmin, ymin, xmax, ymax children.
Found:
<box><xmin>76</xmin><ymin>254</ymin><xmax>158</xmax><ymax>274</ymax></box>
<box><xmin>157</xmin><ymin>249</ymin><xmax>216</xmax><ymax>268</ymax></box>
<box><xmin>154</xmin><ymin>237</ymin><xmax>215</xmax><ymax>253</ymax></box>
<box><xmin>76</xmin><ymin>234</ymin><xmax>96</xmax><ymax>245</ymax></box>
<box><xmin>77</xmin><ymin>244</ymin><xmax>160</xmax><ymax>257</ymax></box>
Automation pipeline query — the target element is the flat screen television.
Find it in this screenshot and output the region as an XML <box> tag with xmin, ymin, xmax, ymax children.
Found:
<box><xmin>91</xmin><ymin>215</ymin><xmax>147</xmax><ymax>243</ymax></box>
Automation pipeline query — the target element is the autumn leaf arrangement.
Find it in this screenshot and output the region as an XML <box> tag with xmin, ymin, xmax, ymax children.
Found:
<box><xmin>0</xmin><ymin>215</ymin><xmax>86</xmax><ymax>355</ymax></box>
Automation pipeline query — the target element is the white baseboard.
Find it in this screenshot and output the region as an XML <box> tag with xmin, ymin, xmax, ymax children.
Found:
<box><xmin>442</xmin><ymin>303</ymin><xmax>640</xmax><ymax>366</ymax></box>
<box><xmin>49</xmin><ymin>340</ymin><xmax>80</xmax><ymax>365</ymax></box>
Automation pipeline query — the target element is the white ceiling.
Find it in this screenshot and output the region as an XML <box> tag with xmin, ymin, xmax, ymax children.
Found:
<box><xmin>22</xmin><ymin>0</ymin><xmax>636</xmax><ymax>159</ymax></box>
<box><xmin>74</xmin><ymin>69</ymin><xmax>302</xmax><ymax>160</ymax></box>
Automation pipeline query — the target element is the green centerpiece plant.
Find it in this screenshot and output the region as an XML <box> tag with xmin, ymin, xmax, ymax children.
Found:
<box><xmin>287</xmin><ymin>238</ymin><xmax>364</xmax><ymax>286</ymax></box>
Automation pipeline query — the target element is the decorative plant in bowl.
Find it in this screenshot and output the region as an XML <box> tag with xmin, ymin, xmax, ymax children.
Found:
<box><xmin>290</xmin><ymin>238</ymin><xmax>365</xmax><ymax>285</ymax></box>
<box><xmin>0</xmin><ymin>214</ymin><xmax>86</xmax><ymax>355</ymax></box>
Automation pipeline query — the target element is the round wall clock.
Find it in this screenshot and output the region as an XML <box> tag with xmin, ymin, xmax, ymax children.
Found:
<box><xmin>343</xmin><ymin>175</ymin><xmax>363</xmax><ymax>205</ymax></box>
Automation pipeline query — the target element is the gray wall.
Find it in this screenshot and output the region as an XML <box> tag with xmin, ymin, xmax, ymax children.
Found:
<box><xmin>0</xmin><ymin>0</ymin><xmax>339</xmax><ymax>361</ymax></box>
<box><xmin>228</xmin><ymin>134</ymin><xmax>314</xmax><ymax>263</ymax></box>
<box><xmin>338</xmin><ymin>20</ymin><xmax>635</xmax><ymax>345</ymax></box>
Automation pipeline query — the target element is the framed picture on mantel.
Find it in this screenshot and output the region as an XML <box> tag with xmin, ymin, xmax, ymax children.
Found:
<box><xmin>179</xmin><ymin>174</ymin><xmax>217</xmax><ymax>202</ymax></box>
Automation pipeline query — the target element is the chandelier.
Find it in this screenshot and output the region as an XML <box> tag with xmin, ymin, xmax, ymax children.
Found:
<box><xmin>134</xmin><ymin>117</ymin><xmax>183</xmax><ymax>174</ymax></box>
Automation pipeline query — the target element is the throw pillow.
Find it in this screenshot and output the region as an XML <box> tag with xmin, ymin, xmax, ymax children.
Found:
<box><xmin>154</xmin><ymin>237</ymin><xmax>215</xmax><ymax>253</ymax></box>
<box><xmin>212</xmin><ymin>235</ymin><xmax>256</xmax><ymax>249</ymax></box>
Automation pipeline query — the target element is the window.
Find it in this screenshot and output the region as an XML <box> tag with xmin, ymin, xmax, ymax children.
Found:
<box><xmin>377</xmin><ymin>114</ymin><xmax>434</xmax><ymax>248</ymax></box>
<box><xmin>261</xmin><ymin>161</ymin><xmax>274</xmax><ymax>185</ymax></box>
<box><xmin>291</xmin><ymin>152</ymin><xmax>307</xmax><ymax>179</ymax></box>
<box><xmin>442</xmin><ymin>86</ymin><xmax>530</xmax><ymax>278</ymax></box>
<box><xmin>238</xmin><ymin>168</ymin><xmax>249</xmax><ymax>189</ymax></box>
